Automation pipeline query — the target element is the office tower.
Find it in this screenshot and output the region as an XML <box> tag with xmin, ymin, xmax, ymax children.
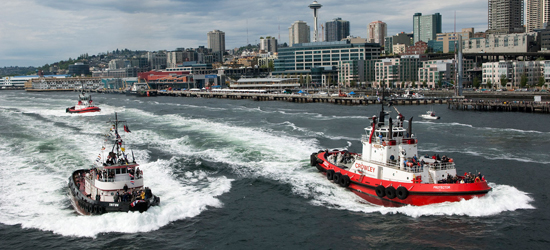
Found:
<box><xmin>309</xmin><ymin>1</ymin><xmax>322</xmax><ymax>42</ymax></box>
<box><xmin>289</xmin><ymin>21</ymin><xmax>311</xmax><ymax>46</ymax></box>
<box><xmin>367</xmin><ymin>21</ymin><xmax>387</xmax><ymax>45</ymax></box>
<box><xmin>325</xmin><ymin>18</ymin><xmax>350</xmax><ymax>42</ymax></box>
<box><xmin>413</xmin><ymin>13</ymin><xmax>442</xmax><ymax>43</ymax></box>
<box><xmin>260</xmin><ymin>36</ymin><xmax>278</xmax><ymax>53</ymax></box>
<box><xmin>488</xmin><ymin>0</ymin><xmax>524</xmax><ymax>34</ymax></box>
<box><xmin>526</xmin><ymin>0</ymin><xmax>550</xmax><ymax>32</ymax></box>
<box><xmin>207</xmin><ymin>30</ymin><xmax>226</xmax><ymax>53</ymax></box>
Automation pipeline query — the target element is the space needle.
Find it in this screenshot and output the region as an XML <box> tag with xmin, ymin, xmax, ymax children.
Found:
<box><xmin>308</xmin><ymin>1</ymin><xmax>322</xmax><ymax>42</ymax></box>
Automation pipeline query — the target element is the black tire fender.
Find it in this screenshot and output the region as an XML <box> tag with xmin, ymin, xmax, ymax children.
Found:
<box><xmin>339</xmin><ymin>175</ymin><xmax>351</xmax><ymax>187</ymax></box>
<box><xmin>326</xmin><ymin>170</ymin><xmax>334</xmax><ymax>180</ymax></box>
<box><xmin>397</xmin><ymin>186</ymin><xmax>409</xmax><ymax>200</ymax></box>
<box><xmin>333</xmin><ymin>172</ymin><xmax>342</xmax><ymax>184</ymax></box>
<box><xmin>385</xmin><ymin>186</ymin><xmax>397</xmax><ymax>199</ymax></box>
<box><xmin>375</xmin><ymin>185</ymin><xmax>386</xmax><ymax>198</ymax></box>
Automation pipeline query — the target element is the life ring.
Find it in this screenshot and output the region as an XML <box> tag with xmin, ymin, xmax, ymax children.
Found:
<box><xmin>449</xmin><ymin>158</ymin><xmax>453</xmax><ymax>163</ymax></box>
<box><xmin>475</xmin><ymin>177</ymin><xmax>480</xmax><ymax>183</ymax></box>
<box><xmin>397</xmin><ymin>186</ymin><xmax>409</xmax><ymax>200</ymax></box>
<box><xmin>326</xmin><ymin>170</ymin><xmax>334</xmax><ymax>180</ymax></box>
<box><xmin>339</xmin><ymin>175</ymin><xmax>351</xmax><ymax>187</ymax></box>
<box><xmin>333</xmin><ymin>173</ymin><xmax>342</xmax><ymax>184</ymax></box>
<box><xmin>375</xmin><ymin>185</ymin><xmax>386</xmax><ymax>198</ymax></box>
<box><xmin>406</xmin><ymin>162</ymin><xmax>413</xmax><ymax>167</ymax></box>
<box><xmin>382</xmin><ymin>141</ymin><xmax>386</xmax><ymax>146</ymax></box>
<box><xmin>385</xmin><ymin>186</ymin><xmax>397</xmax><ymax>199</ymax></box>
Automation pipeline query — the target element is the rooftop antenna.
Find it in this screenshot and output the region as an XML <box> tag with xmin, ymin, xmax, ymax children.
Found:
<box><xmin>247</xmin><ymin>19</ymin><xmax>249</xmax><ymax>45</ymax></box>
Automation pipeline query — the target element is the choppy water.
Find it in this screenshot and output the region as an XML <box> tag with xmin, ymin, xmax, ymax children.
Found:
<box><xmin>0</xmin><ymin>91</ymin><xmax>547</xmax><ymax>249</ymax></box>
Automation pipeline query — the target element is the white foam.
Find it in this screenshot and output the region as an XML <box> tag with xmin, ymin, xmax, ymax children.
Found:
<box><xmin>0</xmin><ymin>109</ymin><xmax>232</xmax><ymax>238</ymax></box>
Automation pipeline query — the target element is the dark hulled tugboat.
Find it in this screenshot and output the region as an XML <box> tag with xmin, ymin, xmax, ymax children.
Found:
<box><xmin>310</xmin><ymin>91</ymin><xmax>492</xmax><ymax>206</ymax></box>
<box><xmin>66</xmin><ymin>92</ymin><xmax>101</xmax><ymax>113</ymax></box>
<box><xmin>68</xmin><ymin>113</ymin><xmax>160</xmax><ymax>214</ymax></box>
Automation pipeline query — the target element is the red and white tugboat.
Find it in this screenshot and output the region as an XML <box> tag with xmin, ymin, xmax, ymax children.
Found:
<box><xmin>310</xmin><ymin>94</ymin><xmax>491</xmax><ymax>207</ymax></box>
<box><xmin>68</xmin><ymin>113</ymin><xmax>160</xmax><ymax>214</ymax></box>
<box><xmin>66</xmin><ymin>92</ymin><xmax>101</xmax><ymax>113</ymax></box>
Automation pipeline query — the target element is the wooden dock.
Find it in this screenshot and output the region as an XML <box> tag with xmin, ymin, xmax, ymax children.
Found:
<box><xmin>448</xmin><ymin>99</ymin><xmax>550</xmax><ymax>113</ymax></box>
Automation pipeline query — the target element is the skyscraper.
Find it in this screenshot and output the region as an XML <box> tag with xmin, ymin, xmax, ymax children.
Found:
<box><xmin>289</xmin><ymin>21</ymin><xmax>310</xmax><ymax>46</ymax></box>
<box><xmin>413</xmin><ymin>13</ymin><xmax>442</xmax><ymax>43</ymax></box>
<box><xmin>325</xmin><ymin>18</ymin><xmax>350</xmax><ymax>42</ymax></box>
<box><xmin>488</xmin><ymin>0</ymin><xmax>524</xmax><ymax>34</ymax></box>
<box><xmin>207</xmin><ymin>30</ymin><xmax>226</xmax><ymax>53</ymax></box>
<box><xmin>526</xmin><ymin>0</ymin><xmax>550</xmax><ymax>32</ymax></box>
<box><xmin>367</xmin><ymin>21</ymin><xmax>387</xmax><ymax>45</ymax></box>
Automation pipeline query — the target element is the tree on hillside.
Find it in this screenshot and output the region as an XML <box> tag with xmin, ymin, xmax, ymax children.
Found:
<box><xmin>538</xmin><ymin>76</ymin><xmax>545</xmax><ymax>87</ymax></box>
<box><xmin>487</xmin><ymin>79</ymin><xmax>492</xmax><ymax>89</ymax></box>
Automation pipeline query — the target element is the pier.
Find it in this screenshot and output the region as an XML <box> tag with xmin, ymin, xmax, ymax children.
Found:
<box><xmin>448</xmin><ymin>99</ymin><xmax>550</xmax><ymax>113</ymax></box>
<box><xmin>152</xmin><ymin>90</ymin><xmax>452</xmax><ymax>105</ymax></box>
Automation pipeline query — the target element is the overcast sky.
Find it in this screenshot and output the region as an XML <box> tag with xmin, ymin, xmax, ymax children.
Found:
<box><xmin>0</xmin><ymin>0</ymin><xmax>488</xmax><ymax>67</ymax></box>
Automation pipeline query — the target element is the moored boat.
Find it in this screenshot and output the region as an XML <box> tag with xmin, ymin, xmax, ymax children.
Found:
<box><xmin>68</xmin><ymin>113</ymin><xmax>160</xmax><ymax>214</ymax></box>
<box><xmin>310</xmin><ymin>94</ymin><xmax>491</xmax><ymax>206</ymax></box>
<box><xmin>66</xmin><ymin>92</ymin><xmax>101</xmax><ymax>113</ymax></box>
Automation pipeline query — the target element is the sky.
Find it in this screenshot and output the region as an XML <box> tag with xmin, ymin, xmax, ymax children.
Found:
<box><xmin>0</xmin><ymin>0</ymin><xmax>488</xmax><ymax>67</ymax></box>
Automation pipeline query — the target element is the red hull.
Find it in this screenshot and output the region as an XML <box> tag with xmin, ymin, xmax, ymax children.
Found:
<box><xmin>314</xmin><ymin>152</ymin><xmax>491</xmax><ymax>206</ymax></box>
<box><xmin>66</xmin><ymin>106</ymin><xmax>101</xmax><ymax>113</ymax></box>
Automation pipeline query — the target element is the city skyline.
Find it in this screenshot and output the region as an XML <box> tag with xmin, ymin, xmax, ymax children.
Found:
<box><xmin>0</xmin><ymin>0</ymin><xmax>488</xmax><ymax>67</ymax></box>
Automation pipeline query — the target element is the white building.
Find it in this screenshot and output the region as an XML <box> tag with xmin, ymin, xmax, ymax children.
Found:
<box><xmin>167</xmin><ymin>51</ymin><xmax>183</xmax><ymax>68</ymax></box>
<box><xmin>482</xmin><ymin>60</ymin><xmax>544</xmax><ymax>89</ymax></box>
<box><xmin>207</xmin><ymin>30</ymin><xmax>226</xmax><ymax>53</ymax></box>
<box><xmin>289</xmin><ymin>21</ymin><xmax>310</xmax><ymax>46</ymax></box>
<box><xmin>2</xmin><ymin>75</ymin><xmax>68</xmax><ymax>88</ymax></box>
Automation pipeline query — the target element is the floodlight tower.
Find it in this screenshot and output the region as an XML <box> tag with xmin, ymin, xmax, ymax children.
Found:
<box><xmin>309</xmin><ymin>1</ymin><xmax>322</xmax><ymax>42</ymax></box>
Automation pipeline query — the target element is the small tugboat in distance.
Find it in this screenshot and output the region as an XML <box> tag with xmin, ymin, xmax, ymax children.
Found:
<box><xmin>66</xmin><ymin>92</ymin><xmax>101</xmax><ymax>113</ymax></box>
<box><xmin>68</xmin><ymin>113</ymin><xmax>160</xmax><ymax>214</ymax></box>
<box><xmin>310</xmin><ymin>91</ymin><xmax>491</xmax><ymax>207</ymax></box>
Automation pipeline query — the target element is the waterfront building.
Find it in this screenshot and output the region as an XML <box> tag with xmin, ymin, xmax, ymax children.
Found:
<box><xmin>25</xmin><ymin>76</ymin><xmax>100</xmax><ymax>91</ymax></box>
<box><xmin>274</xmin><ymin>40</ymin><xmax>381</xmax><ymax>75</ymax></box>
<box><xmin>338</xmin><ymin>60</ymin><xmax>364</xmax><ymax>87</ymax></box>
<box><xmin>462</xmin><ymin>32</ymin><xmax>540</xmax><ymax>53</ymax></box>
<box><xmin>413</xmin><ymin>13</ymin><xmax>442</xmax><ymax>43</ymax></box>
<box><xmin>289</xmin><ymin>21</ymin><xmax>311</xmax><ymax>46</ymax></box>
<box><xmin>482</xmin><ymin>60</ymin><xmax>543</xmax><ymax>88</ymax></box>
<box><xmin>325</xmin><ymin>18</ymin><xmax>350</xmax><ymax>42</ymax></box>
<box><xmin>367</xmin><ymin>21</ymin><xmax>387</xmax><ymax>45</ymax></box>
<box><xmin>2</xmin><ymin>75</ymin><xmax>68</xmax><ymax>88</ymax></box>
<box><xmin>231</xmin><ymin>78</ymin><xmax>300</xmax><ymax>89</ymax></box>
<box><xmin>488</xmin><ymin>0</ymin><xmax>525</xmax><ymax>34</ymax></box>
<box><xmin>374</xmin><ymin>55</ymin><xmax>424</xmax><ymax>88</ymax></box>
<box><xmin>68</xmin><ymin>63</ymin><xmax>90</xmax><ymax>76</ymax></box>
<box><xmin>260</xmin><ymin>36</ymin><xmax>278</xmax><ymax>53</ymax></box>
